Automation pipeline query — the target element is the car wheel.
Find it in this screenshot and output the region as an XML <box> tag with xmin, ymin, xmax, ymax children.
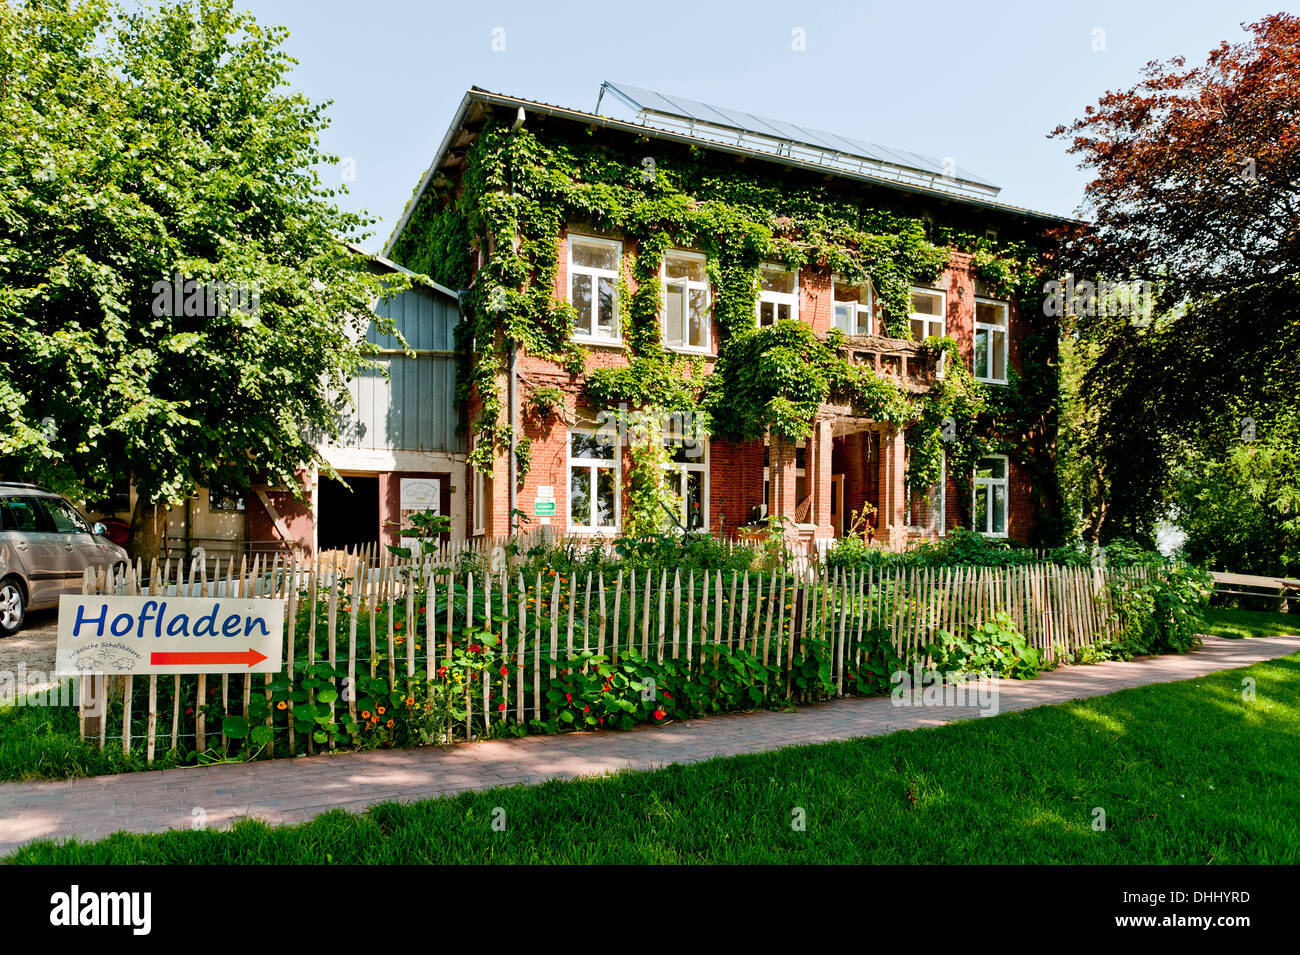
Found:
<box><xmin>0</xmin><ymin>578</ymin><xmax>25</xmax><ymax>638</ymax></box>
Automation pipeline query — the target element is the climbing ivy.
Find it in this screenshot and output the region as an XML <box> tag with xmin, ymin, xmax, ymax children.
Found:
<box><xmin>391</xmin><ymin>117</ymin><xmax>1059</xmax><ymax>540</ymax></box>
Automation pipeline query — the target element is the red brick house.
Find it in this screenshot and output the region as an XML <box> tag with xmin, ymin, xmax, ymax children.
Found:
<box><xmin>387</xmin><ymin>83</ymin><xmax>1068</xmax><ymax>551</ymax></box>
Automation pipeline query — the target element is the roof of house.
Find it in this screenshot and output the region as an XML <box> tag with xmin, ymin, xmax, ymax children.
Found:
<box><xmin>346</xmin><ymin>241</ymin><xmax>459</xmax><ymax>300</ymax></box>
<box><xmin>384</xmin><ymin>83</ymin><xmax>1072</xmax><ymax>257</ymax></box>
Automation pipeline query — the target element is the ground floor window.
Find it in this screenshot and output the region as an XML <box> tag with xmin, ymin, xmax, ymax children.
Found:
<box><xmin>908</xmin><ymin>452</ymin><xmax>946</xmax><ymax>535</ymax></box>
<box><xmin>209</xmin><ymin>483</ymin><xmax>246</xmax><ymax>512</ymax></box>
<box><xmin>973</xmin><ymin>455</ymin><xmax>1008</xmax><ymax>537</ymax></box>
<box><xmin>662</xmin><ymin>438</ymin><xmax>707</xmax><ymax>530</ymax></box>
<box><xmin>568</xmin><ymin>428</ymin><xmax>619</xmax><ymax>532</ymax></box>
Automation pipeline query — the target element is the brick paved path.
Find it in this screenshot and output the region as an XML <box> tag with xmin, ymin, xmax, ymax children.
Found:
<box><xmin>2</xmin><ymin>634</ymin><xmax>1295</xmax><ymax>855</ymax></box>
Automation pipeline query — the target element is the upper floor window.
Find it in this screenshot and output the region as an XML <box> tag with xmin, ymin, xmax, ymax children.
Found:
<box><xmin>663</xmin><ymin>251</ymin><xmax>710</xmax><ymax>351</ymax></box>
<box><xmin>832</xmin><ymin>277</ymin><xmax>873</xmax><ymax>336</ymax></box>
<box><xmin>568</xmin><ymin>427</ymin><xmax>619</xmax><ymax>532</ymax></box>
<box><xmin>910</xmin><ymin>288</ymin><xmax>946</xmax><ymax>341</ymax></box>
<box><xmin>756</xmin><ymin>264</ymin><xmax>799</xmax><ymax>327</ymax></box>
<box><xmin>568</xmin><ymin>234</ymin><xmax>621</xmax><ymax>341</ymax></box>
<box><xmin>973</xmin><ymin>455</ymin><xmax>1008</xmax><ymax>538</ymax></box>
<box><xmin>974</xmin><ymin>299</ymin><xmax>1009</xmax><ymax>384</ymax></box>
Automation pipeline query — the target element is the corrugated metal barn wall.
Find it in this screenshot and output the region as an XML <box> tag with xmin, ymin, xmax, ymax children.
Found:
<box><xmin>341</xmin><ymin>283</ymin><xmax>464</xmax><ymax>453</ymax></box>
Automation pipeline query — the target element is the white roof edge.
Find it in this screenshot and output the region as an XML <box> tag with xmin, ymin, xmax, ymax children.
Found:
<box><xmin>346</xmin><ymin>241</ymin><xmax>461</xmax><ymax>301</ymax></box>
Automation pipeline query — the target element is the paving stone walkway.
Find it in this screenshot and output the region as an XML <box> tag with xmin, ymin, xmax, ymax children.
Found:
<box><xmin>2</xmin><ymin>634</ymin><xmax>1296</xmax><ymax>855</ymax></box>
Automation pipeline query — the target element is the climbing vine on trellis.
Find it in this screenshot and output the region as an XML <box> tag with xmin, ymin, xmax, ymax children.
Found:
<box><xmin>391</xmin><ymin>118</ymin><xmax>1059</xmax><ymax>538</ymax></box>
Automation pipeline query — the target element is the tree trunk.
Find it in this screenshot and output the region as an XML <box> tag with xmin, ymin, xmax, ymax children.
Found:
<box><xmin>127</xmin><ymin>496</ymin><xmax>166</xmax><ymax>562</ymax></box>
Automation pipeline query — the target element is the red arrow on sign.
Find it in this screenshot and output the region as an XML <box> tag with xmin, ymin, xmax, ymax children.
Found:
<box><xmin>150</xmin><ymin>649</ymin><xmax>269</xmax><ymax>668</ymax></box>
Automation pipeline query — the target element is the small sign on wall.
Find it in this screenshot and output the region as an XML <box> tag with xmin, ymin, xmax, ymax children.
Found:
<box><xmin>535</xmin><ymin>485</ymin><xmax>556</xmax><ymax>522</ymax></box>
<box><xmin>56</xmin><ymin>595</ymin><xmax>284</xmax><ymax>675</ymax></box>
<box><xmin>399</xmin><ymin>477</ymin><xmax>441</xmax><ymax>550</ymax></box>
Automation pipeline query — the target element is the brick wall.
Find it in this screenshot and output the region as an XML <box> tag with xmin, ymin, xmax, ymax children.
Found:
<box><xmin>468</xmin><ymin>230</ymin><xmax>1044</xmax><ymax>544</ymax></box>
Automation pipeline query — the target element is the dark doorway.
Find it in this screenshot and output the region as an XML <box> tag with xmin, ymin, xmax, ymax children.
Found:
<box><xmin>317</xmin><ymin>475</ymin><xmax>379</xmax><ymax>552</ymax></box>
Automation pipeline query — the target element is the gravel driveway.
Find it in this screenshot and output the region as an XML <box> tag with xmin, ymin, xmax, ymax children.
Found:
<box><xmin>0</xmin><ymin>608</ymin><xmax>61</xmax><ymax>702</ymax></box>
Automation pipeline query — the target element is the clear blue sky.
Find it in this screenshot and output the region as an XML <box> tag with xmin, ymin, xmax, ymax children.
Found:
<box><xmin>242</xmin><ymin>0</ymin><xmax>1281</xmax><ymax>248</ymax></box>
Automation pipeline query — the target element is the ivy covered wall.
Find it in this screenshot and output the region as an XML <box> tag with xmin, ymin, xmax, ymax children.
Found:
<box><xmin>390</xmin><ymin>107</ymin><xmax>1064</xmax><ymax>544</ymax></box>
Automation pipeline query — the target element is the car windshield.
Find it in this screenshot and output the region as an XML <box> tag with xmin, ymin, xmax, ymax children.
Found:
<box><xmin>44</xmin><ymin>498</ymin><xmax>89</xmax><ymax>534</ymax></box>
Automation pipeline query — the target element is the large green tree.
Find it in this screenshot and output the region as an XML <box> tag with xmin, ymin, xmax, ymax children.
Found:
<box><xmin>1051</xmin><ymin>13</ymin><xmax>1300</xmax><ymax>552</ymax></box>
<box><xmin>0</xmin><ymin>0</ymin><xmax>401</xmax><ymax>519</ymax></box>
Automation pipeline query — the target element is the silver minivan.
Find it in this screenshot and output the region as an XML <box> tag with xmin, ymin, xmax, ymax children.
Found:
<box><xmin>0</xmin><ymin>483</ymin><xmax>129</xmax><ymax>636</ymax></box>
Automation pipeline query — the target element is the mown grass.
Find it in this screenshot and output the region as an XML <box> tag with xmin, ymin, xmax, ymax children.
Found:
<box><xmin>9</xmin><ymin>653</ymin><xmax>1299</xmax><ymax>865</ymax></box>
<box><xmin>0</xmin><ymin>693</ymin><xmax>181</xmax><ymax>783</ymax></box>
<box><xmin>1202</xmin><ymin>606</ymin><xmax>1300</xmax><ymax>640</ymax></box>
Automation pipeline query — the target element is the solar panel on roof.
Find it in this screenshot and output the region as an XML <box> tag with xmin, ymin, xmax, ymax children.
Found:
<box><xmin>599</xmin><ymin>81</ymin><xmax>1000</xmax><ymax>196</ymax></box>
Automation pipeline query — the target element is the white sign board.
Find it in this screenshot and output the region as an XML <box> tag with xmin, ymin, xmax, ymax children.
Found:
<box><xmin>399</xmin><ymin>477</ymin><xmax>441</xmax><ymax>551</ymax></box>
<box><xmin>56</xmin><ymin>595</ymin><xmax>284</xmax><ymax>675</ymax></box>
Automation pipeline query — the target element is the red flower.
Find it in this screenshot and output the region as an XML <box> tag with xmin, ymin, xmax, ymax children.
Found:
<box><xmin>498</xmin><ymin>703</ymin><xmax>507</xmax><ymax>712</ymax></box>
<box><xmin>664</xmin><ymin>691</ymin><xmax>673</xmax><ymax>699</ymax></box>
<box><xmin>499</xmin><ymin>666</ymin><xmax>509</xmax><ymax>676</ymax></box>
<box><xmin>602</xmin><ymin>682</ymin><xmax>611</xmax><ymax>691</ymax></box>
<box><xmin>565</xmin><ymin>693</ymin><xmax>572</xmax><ymax>702</ymax></box>
<box><xmin>395</xmin><ymin>621</ymin><xmax>403</xmax><ymax>631</ymax></box>
<box><xmin>582</xmin><ymin>704</ymin><xmax>590</xmax><ymax>714</ymax></box>
<box><xmin>652</xmin><ymin>708</ymin><xmax>666</xmax><ymax>720</ymax></box>
<box><xmin>437</xmin><ymin>666</ymin><xmax>447</xmax><ymax>678</ymax></box>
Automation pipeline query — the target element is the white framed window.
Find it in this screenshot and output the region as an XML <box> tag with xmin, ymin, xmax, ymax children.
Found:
<box><xmin>910</xmin><ymin>287</ymin><xmax>946</xmax><ymax>341</ymax></box>
<box><xmin>907</xmin><ymin>452</ymin><xmax>946</xmax><ymax>536</ymax></box>
<box><xmin>662</xmin><ymin>250</ymin><xmax>711</xmax><ymax>351</ymax></box>
<box><xmin>974</xmin><ymin>298</ymin><xmax>1009</xmax><ymax>384</ymax></box>
<box><xmin>973</xmin><ymin>455</ymin><xmax>1009</xmax><ymax>538</ymax></box>
<box><xmin>756</xmin><ymin>264</ymin><xmax>799</xmax><ymax>327</ymax></box>
<box><xmin>568</xmin><ymin>234</ymin><xmax>621</xmax><ymax>341</ymax></box>
<box><xmin>471</xmin><ymin>467</ymin><xmax>486</xmax><ymax>536</ymax></box>
<box><xmin>567</xmin><ymin>428</ymin><xmax>620</xmax><ymax>532</ymax></box>
<box><xmin>832</xmin><ymin>276</ymin><xmax>873</xmax><ymax>335</ymax></box>
<box><xmin>662</xmin><ymin>436</ymin><xmax>708</xmax><ymax>530</ymax></box>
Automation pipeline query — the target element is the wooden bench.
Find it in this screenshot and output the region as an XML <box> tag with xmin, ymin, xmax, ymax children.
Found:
<box><xmin>1210</xmin><ymin>571</ymin><xmax>1300</xmax><ymax>612</ymax></box>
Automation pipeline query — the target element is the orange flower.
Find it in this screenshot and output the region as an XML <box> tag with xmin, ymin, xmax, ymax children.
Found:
<box><xmin>361</xmin><ymin>710</ymin><xmax>371</xmax><ymax>720</ymax></box>
<box><xmin>276</xmin><ymin>701</ymin><xmax>287</xmax><ymax>710</ymax></box>
<box><xmin>386</xmin><ymin>719</ymin><xmax>395</xmax><ymax>728</ymax></box>
<box><xmin>377</xmin><ymin>706</ymin><xmax>386</xmax><ymax>715</ymax></box>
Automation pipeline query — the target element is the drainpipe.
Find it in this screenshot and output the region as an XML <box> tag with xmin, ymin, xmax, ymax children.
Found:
<box><xmin>508</xmin><ymin>342</ymin><xmax>518</xmax><ymax>533</ymax></box>
<box><xmin>506</xmin><ymin>106</ymin><xmax>525</xmax><ymax>534</ymax></box>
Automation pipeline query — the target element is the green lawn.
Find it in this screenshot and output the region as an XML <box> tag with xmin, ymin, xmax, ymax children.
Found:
<box><xmin>1202</xmin><ymin>606</ymin><xmax>1300</xmax><ymax>639</ymax></box>
<box><xmin>9</xmin><ymin>652</ymin><xmax>1299</xmax><ymax>865</ymax></box>
<box><xmin>0</xmin><ymin>694</ymin><xmax>178</xmax><ymax>783</ymax></box>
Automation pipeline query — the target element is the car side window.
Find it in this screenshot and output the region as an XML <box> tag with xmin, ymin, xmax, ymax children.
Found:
<box><xmin>2</xmin><ymin>498</ymin><xmax>48</xmax><ymax>532</ymax></box>
<box><xmin>44</xmin><ymin>499</ymin><xmax>89</xmax><ymax>534</ymax></box>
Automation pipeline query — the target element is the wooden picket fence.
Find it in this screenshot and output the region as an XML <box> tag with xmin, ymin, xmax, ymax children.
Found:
<box><xmin>76</xmin><ymin>547</ymin><xmax>1149</xmax><ymax>763</ymax></box>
